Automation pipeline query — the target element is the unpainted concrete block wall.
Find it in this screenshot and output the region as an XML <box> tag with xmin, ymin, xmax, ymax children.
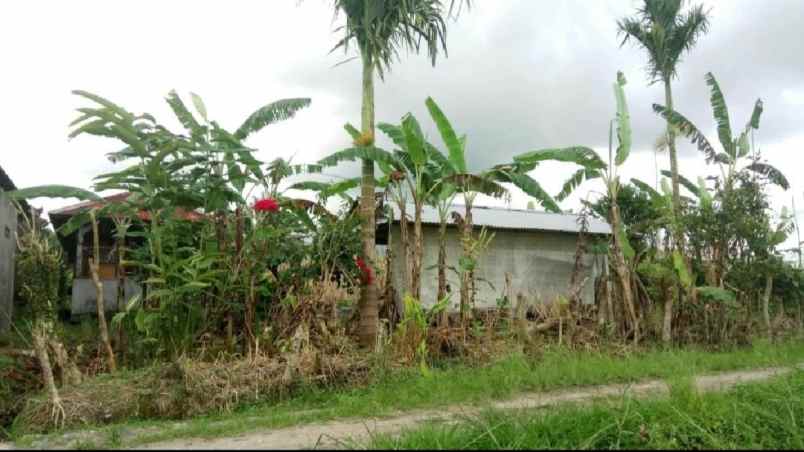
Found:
<box><xmin>388</xmin><ymin>224</ymin><xmax>601</xmax><ymax>311</ymax></box>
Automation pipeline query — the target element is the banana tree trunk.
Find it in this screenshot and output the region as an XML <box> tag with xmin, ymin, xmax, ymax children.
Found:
<box><xmin>610</xmin><ymin>201</ymin><xmax>638</xmax><ymax>343</ymax></box>
<box><xmin>32</xmin><ymin>321</ymin><xmax>63</xmax><ymax>424</ymax></box>
<box><xmin>89</xmin><ymin>211</ymin><xmax>116</xmax><ymax>373</ymax></box>
<box><xmin>460</xmin><ymin>197</ymin><xmax>473</xmax><ymax>323</ymax></box>
<box><xmin>357</xmin><ymin>52</ymin><xmax>379</xmax><ymax>348</ymax></box>
<box><xmin>662</xmin><ymin>289</ymin><xmax>674</xmax><ymax>344</ymax></box>
<box><xmin>410</xmin><ymin>201</ymin><xmax>423</xmax><ymax>301</ymax></box>
<box><xmin>437</xmin><ymin>217</ymin><xmax>448</xmax><ymax>325</ymax></box>
<box><xmin>763</xmin><ymin>274</ymin><xmax>773</xmax><ymax>339</ymax></box>
<box><xmin>398</xmin><ymin>200</ymin><xmax>410</xmax><ymax>298</ymax></box>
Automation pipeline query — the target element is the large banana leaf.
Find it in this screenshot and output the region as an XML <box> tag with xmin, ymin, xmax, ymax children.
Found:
<box><xmin>513</xmin><ymin>147</ymin><xmax>605</xmax><ymax>170</ymax></box>
<box><xmin>556</xmin><ymin>168</ymin><xmax>603</xmax><ymax>201</ymax></box>
<box><xmin>630</xmin><ymin>178</ymin><xmax>662</xmax><ymax>201</ymax></box>
<box><xmin>493</xmin><ymin>171</ymin><xmax>560</xmax><ymax>213</ymax></box>
<box><xmin>614</xmin><ymin>71</ymin><xmax>631</xmax><ymax>165</ymax></box>
<box><xmin>401</xmin><ymin>113</ymin><xmax>427</xmax><ymax>167</ymax></box>
<box><xmin>9</xmin><ymin>185</ymin><xmax>102</xmax><ymax>202</ymax></box>
<box><xmin>705</xmin><ymin>73</ymin><xmax>734</xmax><ymax>157</ymax></box>
<box><xmin>166</xmin><ymin>90</ymin><xmax>203</xmax><ymax>135</ymax></box>
<box><xmin>745</xmin><ymin>162</ymin><xmax>790</xmax><ymax>190</ymax></box>
<box><xmin>235</xmin><ymin>98</ymin><xmax>311</xmax><ymax>140</ymax></box>
<box><xmin>442</xmin><ymin>173</ymin><xmax>507</xmax><ymax>200</ymax></box>
<box><xmin>317</xmin><ymin>146</ymin><xmax>396</xmax><ymax>168</ymax></box>
<box><xmin>653</xmin><ymin>104</ymin><xmax>718</xmax><ymax>163</ymax></box>
<box><xmin>425</xmin><ymin>97</ymin><xmax>466</xmax><ymax>173</ymax></box>
<box><xmin>660</xmin><ymin>170</ymin><xmax>700</xmax><ymax>197</ymax></box>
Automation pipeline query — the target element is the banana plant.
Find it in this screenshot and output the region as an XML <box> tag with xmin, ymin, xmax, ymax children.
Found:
<box><xmin>552</xmin><ymin>72</ymin><xmax>642</xmax><ymax>342</ymax></box>
<box><xmin>653</xmin><ymin>72</ymin><xmax>789</xmax><ymax>193</ymax></box>
<box><xmin>424</xmin><ymin>97</ymin><xmax>600</xmax><ymax>319</ymax></box>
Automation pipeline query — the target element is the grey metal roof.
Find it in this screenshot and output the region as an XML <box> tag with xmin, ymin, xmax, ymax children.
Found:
<box><xmin>386</xmin><ymin>203</ymin><xmax>611</xmax><ymax>235</ymax></box>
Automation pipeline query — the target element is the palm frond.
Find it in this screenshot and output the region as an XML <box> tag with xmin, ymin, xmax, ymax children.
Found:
<box><xmin>630</xmin><ymin>178</ymin><xmax>662</xmax><ymax>200</ymax></box>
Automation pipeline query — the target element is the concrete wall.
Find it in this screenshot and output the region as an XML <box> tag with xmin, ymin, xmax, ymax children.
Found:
<box><xmin>71</xmin><ymin>278</ymin><xmax>142</xmax><ymax>315</ymax></box>
<box><xmin>387</xmin><ymin>224</ymin><xmax>602</xmax><ymax>311</ymax></box>
<box><xmin>0</xmin><ymin>192</ymin><xmax>15</xmax><ymax>332</ymax></box>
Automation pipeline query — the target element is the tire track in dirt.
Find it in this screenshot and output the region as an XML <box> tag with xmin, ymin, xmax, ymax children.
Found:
<box><xmin>129</xmin><ymin>364</ymin><xmax>800</xmax><ymax>450</ymax></box>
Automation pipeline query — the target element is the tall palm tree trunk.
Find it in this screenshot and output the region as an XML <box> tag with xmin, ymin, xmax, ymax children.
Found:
<box><xmin>663</xmin><ymin>78</ymin><xmax>688</xmax><ymax>344</ymax></box>
<box><xmin>358</xmin><ymin>53</ymin><xmax>379</xmax><ymax>348</ymax></box>
<box><xmin>664</xmin><ymin>80</ymin><xmax>682</xmax><ymax>218</ymax></box>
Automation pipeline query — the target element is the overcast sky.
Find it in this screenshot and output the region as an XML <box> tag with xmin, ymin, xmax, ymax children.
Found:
<box><xmin>2</xmin><ymin>1</ymin><xmax>803</xmax><ymax>248</ymax></box>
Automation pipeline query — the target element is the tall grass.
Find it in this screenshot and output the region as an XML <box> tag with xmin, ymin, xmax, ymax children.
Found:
<box><xmin>15</xmin><ymin>339</ymin><xmax>804</xmax><ymax>447</ymax></box>
<box><xmin>368</xmin><ymin>369</ymin><xmax>804</xmax><ymax>449</ymax></box>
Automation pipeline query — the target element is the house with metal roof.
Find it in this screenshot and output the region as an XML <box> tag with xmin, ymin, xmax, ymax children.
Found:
<box><xmin>0</xmin><ymin>165</ymin><xmax>19</xmax><ymax>332</ymax></box>
<box><xmin>49</xmin><ymin>192</ymin><xmax>204</xmax><ymax>316</ymax></box>
<box><xmin>377</xmin><ymin>203</ymin><xmax>611</xmax><ymax>311</ymax></box>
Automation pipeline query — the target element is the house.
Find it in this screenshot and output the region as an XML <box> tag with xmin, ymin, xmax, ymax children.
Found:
<box><xmin>377</xmin><ymin>204</ymin><xmax>611</xmax><ymax>310</ymax></box>
<box><xmin>0</xmin><ymin>165</ymin><xmax>19</xmax><ymax>332</ymax></box>
<box><xmin>49</xmin><ymin>192</ymin><xmax>203</xmax><ymax>315</ymax></box>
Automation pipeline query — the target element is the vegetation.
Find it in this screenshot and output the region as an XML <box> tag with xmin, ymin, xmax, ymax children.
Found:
<box><xmin>366</xmin><ymin>369</ymin><xmax>804</xmax><ymax>450</ymax></box>
<box><xmin>2</xmin><ymin>0</ymin><xmax>802</xmax><ymax>447</ymax></box>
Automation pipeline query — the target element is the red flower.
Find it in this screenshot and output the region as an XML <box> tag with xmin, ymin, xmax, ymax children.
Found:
<box><xmin>355</xmin><ymin>257</ymin><xmax>374</xmax><ymax>286</ymax></box>
<box><xmin>254</xmin><ymin>198</ymin><xmax>279</xmax><ymax>213</ymax></box>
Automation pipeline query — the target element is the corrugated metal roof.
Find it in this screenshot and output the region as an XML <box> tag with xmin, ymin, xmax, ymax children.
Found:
<box><xmin>386</xmin><ymin>203</ymin><xmax>611</xmax><ymax>235</ymax></box>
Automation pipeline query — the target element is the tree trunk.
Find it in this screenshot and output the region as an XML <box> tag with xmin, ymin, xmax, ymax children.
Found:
<box><xmin>610</xmin><ymin>200</ymin><xmax>638</xmax><ymax>343</ymax></box>
<box><xmin>49</xmin><ymin>340</ymin><xmax>82</xmax><ymax>387</ymax></box>
<box><xmin>398</xmin><ymin>201</ymin><xmax>410</xmax><ymax>298</ymax></box>
<box><xmin>460</xmin><ymin>197</ymin><xmax>474</xmax><ymax>323</ymax></box>
<box><xmin>662</xmin><ymin>289</ymin><xmax>674</xmax><ymax>344</ymax></box>
<box><xmin>114</xmin><ymin>221</ymin><xmax>129</xmax><ymax>364</ymax></box>
<box><xmin>410</xmin><ymin>201</ymin><xmax>423</xmax><ymax>301</ymax></box>
<box><xmin>664</xmin><ymin>79</ymin><xmax>682</xmax><ymax>220</ymax></box>
<box><xmin>32</xmin><ymin>321</ymin><xmax>64</xmax><ymax>427</ymax></box>
<box><xmin>763</xmin><ymin>274</ymin><xmax>773</xmax><ymax>339</ymax></box>
<box><xmin>437</xmin><ymin>218</ymin><xmax>448</xmax><ymax>326</ymax></box>
<box><xmin>357</xmin><ymin>52</ymin><xmax>379</xmax><ymax>348</ymax></box>
<box><xmin>89</xmin><ymin>211</ymin><xmax>116</xmax><ymax>373</ymax></box>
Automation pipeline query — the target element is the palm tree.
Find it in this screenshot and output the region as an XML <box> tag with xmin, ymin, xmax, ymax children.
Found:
<box><xmin>618</xmin><ymin>0</ymin><xmax>710</xmax><ymax>239</ymax></box>
<box><xmin>330</xmin><ymin>0</ymin><xmax>456</xmax><ymax>347</ymax></box>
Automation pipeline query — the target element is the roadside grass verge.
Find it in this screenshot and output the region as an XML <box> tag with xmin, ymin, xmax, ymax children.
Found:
<box><xmin>365</xmin><ymin>368</ymin><xmax>804</xmax><ymax>450</ymax></box>
<box><xmin>13</xmin><ymin>338</ymin><xmax>804</xmax><ymax>448</ymax></box>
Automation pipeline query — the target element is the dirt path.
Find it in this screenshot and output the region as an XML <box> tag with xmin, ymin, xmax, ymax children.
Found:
<box><xmin>126</xmin><ymin>364</ymin><xmax>799</xmax><ymax>450</ymax></box>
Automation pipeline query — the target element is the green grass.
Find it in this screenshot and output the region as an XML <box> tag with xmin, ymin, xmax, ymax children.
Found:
<box><xmin>14</xmin><ymin>339</ymin><xmax>804</xmax><ymax>448</ymax></box>
<box><xmin>366</xmin><ymin>369</ymin><xmax>804</xmax><ymax>449</ymax></box>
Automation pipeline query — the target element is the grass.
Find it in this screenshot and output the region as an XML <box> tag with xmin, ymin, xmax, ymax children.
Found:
<box><xmin>13</xmin><ymin>338</ymin><xmax>804</xmax><ymax>448</ymax></box>
<box><xmin>365</xmin><ymin>369</ymin><xmax>804</xmax><ymax>449</ymax></box>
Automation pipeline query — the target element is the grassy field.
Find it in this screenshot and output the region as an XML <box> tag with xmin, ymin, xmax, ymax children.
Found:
<box><xmin>365</xmin><ymin>369</ymin><xmax>804</xmax><ymax>449</ymax></box>
<box><xmin>12</xmin><ymin>338</ymin><xmax>804</xmax><ymax>448</ymax></box>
